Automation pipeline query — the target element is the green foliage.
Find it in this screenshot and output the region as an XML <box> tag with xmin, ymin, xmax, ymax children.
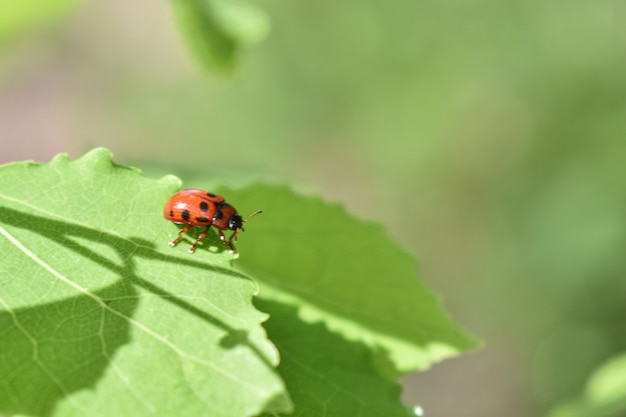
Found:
<box><xmin>0</xmin><ymin>149</ymin><xmax>477</xmax><ymax>416</ymax></box>
<box><xmin>1</xmin><ymin>0</ymin><xmax>625</xmax><ymax>414</ymax></box>
<box><xmin>257</xmin><ymin>300</ymin><xmax>413</xmax><ymax>417</ymax></box>
<box><xmin>218</xmin><ymin>184</ymin><xmax>479</xmax><ymax>375</ymax></box>
<box><xmin>0</xmin><ymin>0</ymin><xmax>81</xmax><ymax>45</ymax></box>
<box><xmin>169</xmin><ymin>0</ymin><xmax>270</xmax><ymax>73</ymax></box>
<box><xmin>0</xmin><ymin>149</ymin><xmax>289</xmax><ymax>417</ymax></box>
<box><xmin>546</xmin><ymin>353</ymin><xmax>626</xmax><ymax>417</ymax></box>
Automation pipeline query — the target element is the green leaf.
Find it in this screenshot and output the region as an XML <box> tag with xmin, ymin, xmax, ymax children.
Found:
<box><xmin>547</xmin><ymin>353</ymin><xmax>626</xmax><ymax>417</ymax></box>
<box><xmin>257</xmin><ymin>299</ymin><xmax>414</xmax><ymax>417</ymax></box>
<box><xmin>216</xmin><ymin>184</ymin><xmax>480</xmax><ymax>376</ymax></box>
<box><xmin>0</xmin><ymin>0</ymin><xmax>81</xmax><ymax>45</ymax></box>
<box><xmin>0</xmin><ymin>149</ymin><xmax>290</xmax><ymax>417</ymax></box>
<box><xmin>169</xmin><ymin>0</ymin><xmax>270</xmax><ymax>73</ymax></box>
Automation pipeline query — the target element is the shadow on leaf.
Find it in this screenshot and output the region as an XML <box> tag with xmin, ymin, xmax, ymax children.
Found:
<box><xmin>255</xmin><ymin>298</ymin><xmax>414</xmax><ymax>417</ymax></box>
<box><xmin>0</xmin><ymin>206</ymin><xmax>274</xmax><ymax>416</ymax></box>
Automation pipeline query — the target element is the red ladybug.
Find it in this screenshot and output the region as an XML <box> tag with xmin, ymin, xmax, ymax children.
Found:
<box><xmin>163</xmin><ymin>189</ymin><xmax>262</xmax><ymax>253</ymax></box>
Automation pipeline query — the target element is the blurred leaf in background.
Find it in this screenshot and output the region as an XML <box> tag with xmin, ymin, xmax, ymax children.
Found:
<box><xmin>169</xmin><ymin>0</ymin><xmax>270</xmax><ymax>73</ymax></box>
<box><xmin>0</xmin><ymin>0</ymin><xmax>82</xmax><ymax>46</ymax></box>
<box><xmin>547</xmin><ymin>353</ymin><xmax>626</xmax><ymax>417</ymax></box>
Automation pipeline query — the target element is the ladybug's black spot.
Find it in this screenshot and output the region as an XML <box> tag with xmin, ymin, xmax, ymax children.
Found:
<box><xmin>195</xmin><ymin>217</ymin><xmax>210</xmax><ymax>223</ymax></box>
<box><xmin>200</xmin><ymin>201</ymin><xmax>209</xmax><ymax>212</ymax></box>
<box><xmin>213</xmin><ymin>203</ymin><xmax>224</xmax><ymax>221</ymax></box>
<box><xmin>207</xmin><ymin>193</ymin><xmax>217</xmax><ymax>197</ymax></box>
<box><xmin>169</xmin><ymin>210</ymin><xmax>174</xmax><ymax>217</ymax></box>
<box><xmin>182</xmin><ymin>210</ymin><xmax>190</xmax><ymax>221</ymax></box>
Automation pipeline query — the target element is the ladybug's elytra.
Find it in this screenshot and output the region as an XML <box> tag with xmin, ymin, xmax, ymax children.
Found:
<box><xmin>163</xmin><ymin>189</ymin><xmax>262</xmax><ymax>254</ymax></box>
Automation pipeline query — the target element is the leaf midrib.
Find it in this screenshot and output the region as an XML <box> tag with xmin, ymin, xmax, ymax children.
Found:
<box><xmin>0</xmin><ymin>224</ymin><xmax>268</xmax><ymax>397</ymax></box>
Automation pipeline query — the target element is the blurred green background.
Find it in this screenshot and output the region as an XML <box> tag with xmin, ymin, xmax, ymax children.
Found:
<box><xmin>1</xmin><ymin>1</ymin><xmax>625</xmax><ymax>416</ymax></box>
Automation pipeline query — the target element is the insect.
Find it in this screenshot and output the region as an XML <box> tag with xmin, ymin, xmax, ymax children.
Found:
<box><xmin>163</xmin><ymin>189</ymin><xmax>262</xmax><ymax>254</ymax></box>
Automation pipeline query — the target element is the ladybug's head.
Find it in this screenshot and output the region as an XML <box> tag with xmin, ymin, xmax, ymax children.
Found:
<box><xmin>228</xmin><ymin>210</ymin><xmax>263</xmax><ymax>232</ymax></box>
<box><xmin>227</xmin><ymin>214</ymin><xmax>244</xmax><ymax>231</ymax></box>
<box><xmin>224</xmin><ymin>210</ymin><xmax>263</xmax><ymax>254</ymax></box>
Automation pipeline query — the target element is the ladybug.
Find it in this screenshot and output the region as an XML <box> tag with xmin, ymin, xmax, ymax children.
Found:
<box><xmin>163</xmin><ymin>189</ymin><xmax>262</xmax><ymax>253</ymax></box>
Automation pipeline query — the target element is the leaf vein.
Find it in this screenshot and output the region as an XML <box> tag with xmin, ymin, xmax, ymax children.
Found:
<box><xmin>0</xmin><ymin>226</ymin><xmax>266</xmax><ymax>397</ymax></box>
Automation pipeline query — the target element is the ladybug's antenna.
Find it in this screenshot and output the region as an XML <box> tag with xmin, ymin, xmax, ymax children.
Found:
<box><xmin>238</xmin><ymin>210</ymin><xmax>262</xmax><ymax>233</ymax></box>
<box><xmin>244</xmin><ymin>210</ymin><xmax>263</xmax><ymax>223</ymax></box>
<box><xmin>231</xmin><ymin>210</ymin><xmax>263</xmax><ymax>248</ymax></box>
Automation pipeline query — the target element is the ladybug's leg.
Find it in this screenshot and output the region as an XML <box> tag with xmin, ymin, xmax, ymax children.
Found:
<box><xmin>225</xmin><ymin>230</ymin><xmax>240</xmax><ymax>253</ymax></box>
<box><xmin>189</xmin><ymin>226</ymin><xmax>211</xmax><ymax>253</ymax></box>
<box><xmin>169</xmin><ymin>225</ymin><xmax>192</xmax><ymax>247</ymax></box>
<box><xmin>218</xmin><ymin>230</ymin><xmax>238</xmax><ymax>254</ymax></box>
